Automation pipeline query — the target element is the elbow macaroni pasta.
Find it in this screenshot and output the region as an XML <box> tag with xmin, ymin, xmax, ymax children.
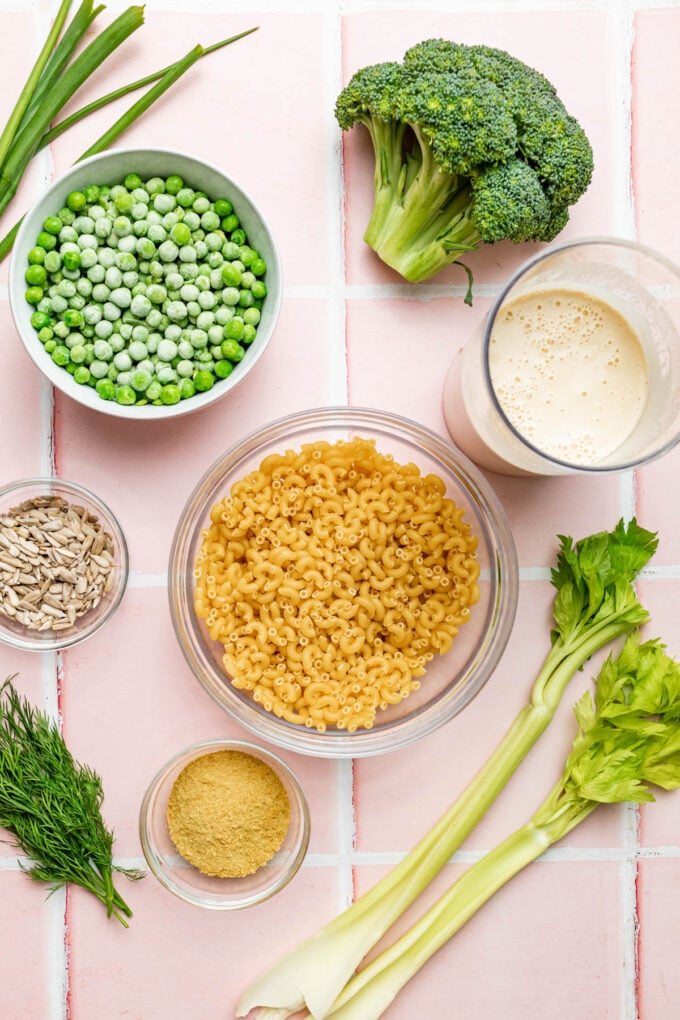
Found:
<box><xmin>194</xmin><ymin>437</ymin><xmax>480</xmax><ymax>732</ymax></box>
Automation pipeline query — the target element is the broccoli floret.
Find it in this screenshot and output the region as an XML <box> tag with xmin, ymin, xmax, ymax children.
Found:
<box><xmin>335</xmin><ymin>39</ymin><xmax>594</xmax><ymax>297</ymax></box>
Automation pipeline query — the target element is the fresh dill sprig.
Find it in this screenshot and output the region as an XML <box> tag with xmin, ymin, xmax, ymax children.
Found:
<box><xmin>0</xmin><ymin>678</ymin><xmax>142</xmax><ymax>926</ymax></box>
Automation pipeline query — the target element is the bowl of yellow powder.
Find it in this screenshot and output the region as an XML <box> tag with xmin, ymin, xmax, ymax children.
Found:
<box><xmin>139</xmin><ymin>739</ymin><xmax>310</xmax><ymax>908</ymax></box>
<box><xmin>169</xmin><ymin>406</ymin><xmax>519</xmax><ymax>757</ymax></box>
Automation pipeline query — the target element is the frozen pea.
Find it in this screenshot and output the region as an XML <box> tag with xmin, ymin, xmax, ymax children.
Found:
<box><xmin>87</xmin><ymin>264</ymin><xmax>105</xmax><ymax>284</ymax></box>
<box><xmin>124</xmin><ymin>272</ymin><xmax>140</xmax><ymax>289</ymax></box>
<box><xmin>115</xmin><ymin>385</ymin><xmax>136</xmax><ymax>405</ymax></box>
<box><xmin>89</xmin><ymin>360</ymin><xmax>109</xmax><ymax>379</ymax></box>
<box><xmin>130</xmin><ymin>294</ymin><xmax>151</xmax><ymax>318</ymax></box>
<box><xmin>105</xmin><ymin>266</ymin><xmax>123</xmax><ymax>288</ymax></box>
<box><xmin>200</xmin><ymin>210</ymin><xmax>220</xmax><ymax>232</ymax></box>
<box><xmin>116</xmin><ymin>253</ymin><xmax>137</xmax><ymax>273</ymax></box>
<box><xmin>82</xmin><ymin>304</ymin><xmax>102</xmax><ymax>325</ymax></box>
<box><xmin>130</xmin><ymin>203</ymin><xmax>149</xmax><ymax>222</ymax></box>
<box><xmin>222</xmin><ymin>287</ymin><xmax>240</xmax><ymax>306</ymax></box>
<box><xmin>80</xmin><ymin>249</ymin><xmax>98</xmax><ymax>270</ymax></box>
<box><xmin>94</xmin><ymin>340</ymin><xmax>113</xmax><ymax>361</ymax></box>
<box><xmin>113</xmin><ymin>216</ymin><xmax>132</xmax><ymax>237</ymax></box>
<box><xmin>180</xmin><ymin>284</ymin><xmax>199</xmax><ymax>303</ymax></box>
<box><xmin>131</xmin><ymin>187</ymin><xmax>149</xmax><ymax>203</ymax></box>
<box><xmin>113</xmin><ymin>351</ymin><xmax>132</xmax><ymax>372</ymax></box>
<box><xmin>177</xmin><ymin>340</ymin><xmax>194</xmax><ymax>359</ymax></box>
<box><xmin>197</xmin><ymin>311</ymin><xmax>215</xmax><ymax>330</ymax></box>
<box><xmin>147</xmin><ymin>224</ymin><xmax>167</xmax><ymax>244</ymax></box>
<box><xmin>98</xmin><ymin>248</ymin><xmax>116</xmax><ymax>268</ymax></box>
<box><xmin>103</xmin><ymin>302</ymin><xmax>121</xmax><ymax>321</ymax></box>
<box><xmin>243</xmin><ymin>307</ymin><xmax>261</xmax><ymax>326</ymax></box>
<box><xmin>119</xmin><ymin>323</ymin><xmax>133</xmax><ymax>340</ymax></box>
<box><xmin>69</xmin><ymin>295</ymin><xmax>86</xmax><ymax>311</ymax></box>
<box><xmin>158</xmin><ymin>240</ymin><xmax>179</xmax><ymax>262</ymax></box>
<box><xmin>128</xmin><ymin>340</ymin><xmax>148</xmax><ymax>361</ymax></box>
<box><xmin>109</xmin><ymin>287</ymin><xmax>131</xmax><ymax>308</ymax></box>
<box><xmin>198</xmin><ymin>291</ymin><xmax>216</xmax><ymax>310</ymax></box>
<box><xmin>190</xmin><ymin>329</ymin><xmax>208</xmax><ymax>349</ymax></box>
<box><xmin>192</xmin><ymin>196</ymin><xmax>210</xmax><ymax>215</ymax></box>
<box><xmin>154</xmin><ymin>193</ymin><xmax>176</xmax><ymax>214</ymax></box>
<box><xmin>165</xmin><ymin>271</ymin><xmax>183</xmax><ymax>291</ymax></box>
<box><xmin>166</xmin><ymin>300</ymin><xmax>187</xmax><ymax>322</ymax></box>
<box><xmin>209</xmin><ymin>268</ymin><xmax>223</xmax><ymax>290</ymax></box>
<box><xmin>215</xmin><ymin>306</ymin><xmax>234</xmax><ymax>326</ymax></box>
<box><xmin>94</xmin><ymin>319</ymin><xmax>113</xmax><ymax>339</ymax></box>
<box><xmin>205</xmin><ymin>233</ymin><xmax>223</xmax><ymax>253</ymax></box>
<box><xmin>109</xmin><ymin>333</ymin><xmax>125</xmax><ymax>353</ymax></box>
<box><xmin>186</xmin><ymin>301</ymin><xmax>201</xmax><ymax>319</ymax></box>
<box><xmin>146</xmin><ymin>334</ymin><xmax>159</xmax><ymax>354</ymax></box>
<box><xmin>176</xmin><ymin>359</ymin><xmax>194</xmax><ymax>378</ymax></box>
<box><xmin>157</xmin><ymin>339</ymin><xmax>177</xmax><ymax>362</ymax></box>
<box><xmin>76</xmin><ymin>278</ymin><xmax>92</xmax><ymax>297</ymax></box>
<box><xmin>156</xmin><ymin>365</ymin><xmax>177</xmax><ymax>384</ymax></box>
<box><xmin>95</xmin><ymin>217</ymin><xmax>112</xmax><ymax>238</ymax></box>
<box><xmin>210</xmin><ymin>345</ymin><xmax>223</xmax><ymax>359</ymax></box>
<box><xmin>116</xmin><ymin>371</ymin><xmax>133</xmax><ymax>387</ymax></box>
<box><xmin>51</xmin><ymin>295</ymin><xmax>68</xmax><ymax>314</ymax></box>
<box><xmin>208</xmin><ymin>324</ymin><xmax>224</xmax><ymax>345</ymax></box>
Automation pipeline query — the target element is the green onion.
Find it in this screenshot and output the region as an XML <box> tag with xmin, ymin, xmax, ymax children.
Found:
<box><xmin>0</xmin><ymin>0</ymin><xmax>73</xmax><ymax>170</ymax></box>
<box><xmin>39</xmin><ymin>27</ymin><xmax>259</xmax><ymax>149</ymax></box>
<box><xmin>0</xmin><ymin>5</ymin><xmax>145</xmax><ymax>212</ymax></box>
<box><xmin>318</xmin><ymin>634</ymin><xmax>680</xmax><ymax>1019</ymax></box>
<box><xmin>0</xmin><ymin>4</ymin><xmax>258</xmax><ymax>263</ymax></box>
<box><xmin>236</xmin><ymin>519</ymin><xmax>658</xmax><ymax>1020</ymax></box>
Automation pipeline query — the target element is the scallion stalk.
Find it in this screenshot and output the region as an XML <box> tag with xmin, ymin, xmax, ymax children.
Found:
<box><xmin>0</xmin><ymin>0</ymin><xmax>73</xmax><ymax>170</ymax></box>
<box><xmin>38</xmin><ymin>27</ymin><xmax>258</xmax><ymax>149</ymax></box>
<box><xmin>0</xmin><ymin>5</ymin><xmax>145</xmax><ymax>212</ymax></box>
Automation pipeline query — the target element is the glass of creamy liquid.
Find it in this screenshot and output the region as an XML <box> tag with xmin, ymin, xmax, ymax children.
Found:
<box><xmin>443</xmin><ymin>238</ymin><xmax>680</xmax><ymax>475</ymax></box>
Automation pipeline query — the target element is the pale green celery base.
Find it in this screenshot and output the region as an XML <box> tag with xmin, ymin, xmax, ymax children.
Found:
<box><xmin>237</xmin><ymin>614</ymin><xmax>643</xmax><ymax>1020</ymax></box>
<box><xmin>325</xmin><ymin>799</ymin><xmax>598</xmax><ymax>1020</ymax></box>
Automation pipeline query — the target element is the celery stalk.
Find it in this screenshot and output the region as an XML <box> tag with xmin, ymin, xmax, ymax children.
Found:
<box><xmin>321</xmin><ymin>635</ymin><xmax>680</xmax><ymax>1020</ymax></box>
<box><xmin>237</xmin><ymin>520</ymin><xmax>658</xmax><ymax>1020</ymax></box>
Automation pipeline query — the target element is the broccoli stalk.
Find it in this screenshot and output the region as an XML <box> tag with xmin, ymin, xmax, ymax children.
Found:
<box><xmin>364</xmin><ymin>121</ymin><xmax>480</xmax><ymax>292</ymax></box>
<box><xmin>335</xmin><ymin>40</ymin><xmax>594</xmax><ymax>296</ymax></box>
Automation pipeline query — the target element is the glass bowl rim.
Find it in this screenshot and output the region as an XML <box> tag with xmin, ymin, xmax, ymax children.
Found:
<box><xmin>168</xmin><ymin>406</ymin><xmax>519</xmax><ymax>757</ymax></box>
<box><xmin>138</xmin><ymin>737</ymin><xmax>311</xmax><ymax>910</ymax></box>
<box><xmin>0</xmin><ymin>475</ymin><xmax>129</xmax><ymax>651</ymax></box>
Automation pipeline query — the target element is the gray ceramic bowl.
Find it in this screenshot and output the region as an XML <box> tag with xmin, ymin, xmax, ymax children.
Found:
<box><xmin>9</xmin><ymin>147</ymin><xmax>282</xmax><ymax>420</ymax></box>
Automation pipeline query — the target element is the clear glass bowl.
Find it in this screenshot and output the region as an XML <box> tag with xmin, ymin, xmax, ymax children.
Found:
<box><xmin>139</xmin><ymin>739</ymin><xmax>310</xmax><ymax>909</ymax></box>
<box><xmin>0</xmin><ymin>477</ymin><xmax>128</xmax><ymax>651</ymax></box>
<box><xmin>168</xmin><ymin>407</ymin><xmax>519</xmax><ymax>757</ymax></box>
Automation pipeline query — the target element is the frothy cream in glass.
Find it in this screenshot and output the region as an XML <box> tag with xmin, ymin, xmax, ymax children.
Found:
<box><xmin>488</xmin><ymin>288</ymin><xmax>649</xmax><ymax>466</ymax></box>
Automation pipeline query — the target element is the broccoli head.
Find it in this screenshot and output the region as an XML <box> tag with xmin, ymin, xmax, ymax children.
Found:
<box><xmin>335</xmin><ymin>39</ymin><xmax>594</xmax><ymax>297</ymax></box>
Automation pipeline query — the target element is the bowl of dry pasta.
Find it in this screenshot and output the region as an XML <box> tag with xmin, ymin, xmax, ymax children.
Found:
<box><xmin>168</xmin><ymin>407</ymin><xmax>518</xmax><ymax>757</ymax></box>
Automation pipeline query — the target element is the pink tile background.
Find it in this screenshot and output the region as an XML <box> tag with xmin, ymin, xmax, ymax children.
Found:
<box><xmin>0</xmin><ymin>3</ymin><xmax>677</xmax><ymax>1020</ymax></box>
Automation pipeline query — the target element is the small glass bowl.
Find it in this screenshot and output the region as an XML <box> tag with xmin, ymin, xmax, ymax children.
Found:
<box><xmin>139</xmin><ymin>739</ymin><xmax>310</xmax><ymax>910</ymax></box>
<box><xmin>168</xmin><ymin>406</ymin><xmax>519</xmax><ymax>757</ymax></box>
<box><xmin>0</xmin><ymin>477</ymin><xmax>128</xmax><ymax>651</ymax></box>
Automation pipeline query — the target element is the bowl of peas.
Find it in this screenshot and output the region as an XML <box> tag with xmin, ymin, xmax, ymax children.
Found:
<box><xmin>8</xmin><ymin>148</ymin><xmax>282</xmax><ymax>418</ymax></box>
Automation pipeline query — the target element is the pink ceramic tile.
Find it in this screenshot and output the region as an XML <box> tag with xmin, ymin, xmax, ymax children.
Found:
<box><xmin>341</xmin><ymin>10</ymin><xmax>618</xmax><ymax>288</ymax></box>
<box><xmin>637</xmin><ymin>859</ymin><xmax>680</xmax><ymax>1020</ymax></box>
<box><xmin>60</xmin><ymin>586</ymin><xmax>340</xmax><ymax>856</ymax></box>
<box><xmin>0</xmin><ymin>872</ymin><xmax>52</xmax><ymax>1019</ymax></box>
<box><xmin>49</xmin><ymin>12</ymin><xmax>333</xmax><ymax>286</ymax></box>
<box><xmin>0</xmin><ymin>301</ymin><xmax>46</xmax><ymax>480</ymax></box>
<box><xmin>346</xmin><ymin>294</ymin><xmax>624</xmax><ymax>566</ymax></box>
<box><xmin>67</xmin><ymin>865</ymin><xmax>340</xmax><ymax>1019</ymax></box>
<box><xmin>355</xmin><ymin>581</ymin><xmax>623</xmax><ymax>854</ymax></box>
<box><xmin>633</xmin><ymin>10</ymin><xmax>680</xmax><ymax>264</ymax></box>
<box><xmin>635</xmin><ymin>581</ymin><xmax>680</xmax><ymax>848</ymax></box>
<box><xmin>353</xmin><ymin>859</ymin><xmax>623</xmax><ymax>1018</ymax></box>
<box><xmin>636</xmin><ymin>444</ymin><xmax>680</xmax><ymax>566</ymax></box>
<box><xmin>54</xmin><ymin>297</ymin><xmax>339</xmax><ymax>574</ymax></box>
